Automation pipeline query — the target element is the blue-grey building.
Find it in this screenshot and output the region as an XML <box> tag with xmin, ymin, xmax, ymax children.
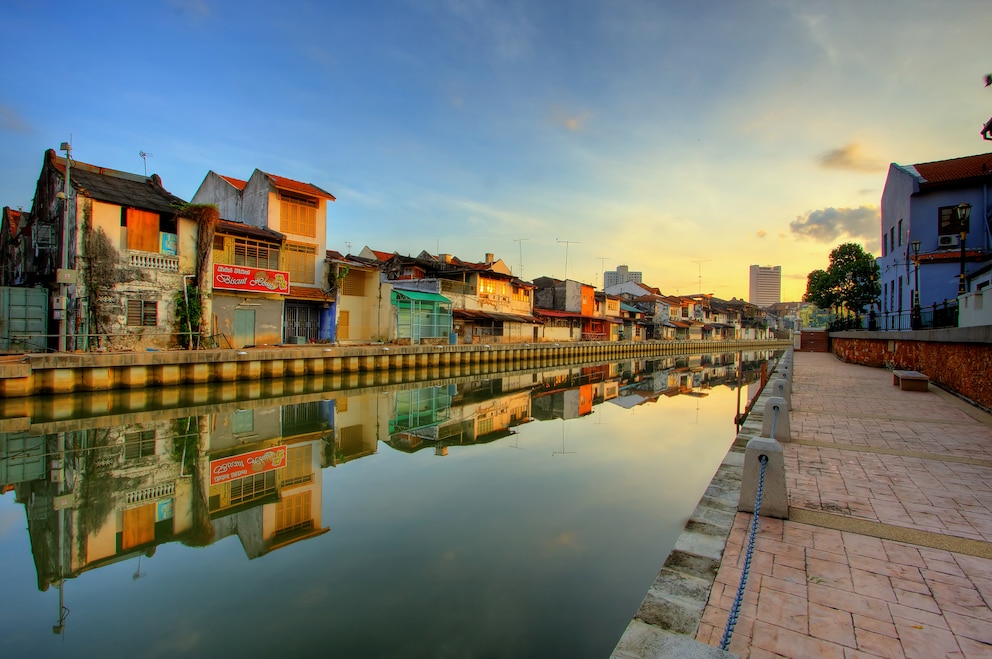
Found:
<box><xmin>878</xmin><ymin>152</ymin><xmax>992</xmax><ymax>328</ymax></box>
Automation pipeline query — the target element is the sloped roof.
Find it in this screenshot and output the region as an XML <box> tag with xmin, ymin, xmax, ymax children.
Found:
<box><xmin>907</xmin><ymin>152</ymin><xmax>992</xmax><ymax>187</ymax></box>
<box><xmin>264</xmin><ymin>172</ymin><xmax>336</xmax><ymax>201</ymax></box>
<box><xmin>219</xmin><ymin>175</ymin><xmax>247</xmax><ymax>190</ymax></box>
<box><xmin>52</xmin><ymin>152</ymin><xmax>186</xmax><ymax>214</ymax></box>
<box><xmin>217</xmin><ymin>219</ymin><xmax>283</xmax><ymax>242</ymax></box>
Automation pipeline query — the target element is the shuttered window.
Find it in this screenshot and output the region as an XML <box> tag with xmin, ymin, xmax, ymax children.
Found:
<box><xmin>126</xmin><ymin>300</ymin><xmax>157</xmax><ymax>326</ymax></box>
<box><xmin>233</xmin><ymin>238</ymin><xmax>280</xmax><ymax>269</ymax></box>
<box><xmin>125</xmin><ymin>208</ymin><xmax>161</xmax><ymax>252</ymax></box>
<box><xmin>124</xmin><ymin>430</ymin><xmax>156</xmax><ymax>460</ymax></box>
<box><xmin>281</xmin><ymin>445</ymin><xmax>313</xmax><ymax>487</ymax></box>
<box><xmin>342</xmin><ymin>270</ymin><xmax>364</xmax><ymax>296</ymax></box>
<box><xmin>275</xmin><ymin>491</ymin><xmax>313</xmax><ymax>535</ymax></box>
<box><xmin>286</xmin><ymin>243</ymin><xmax>316</xmax><ymax>283</ymax></box>
<box><xmin>279</xmin><ymin>194</ymin><xmax>317</xmax><ymax>237</ymax></box>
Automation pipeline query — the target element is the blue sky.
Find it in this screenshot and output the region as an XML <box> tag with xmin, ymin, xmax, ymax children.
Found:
<box><xmin>2</xmin><ymin>0</ymin><xmax>990</xmax><ymax>301</ymax></box>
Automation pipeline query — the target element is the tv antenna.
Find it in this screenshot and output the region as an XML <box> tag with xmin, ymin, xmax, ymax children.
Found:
<box><xmin>556</xmin><ymin>238</ymin><xmax>580</xmax><ymax>280</ymax></box>
<box><xmin>139</xmin><ymin>151</ymin><xmax>153</xmax><ymax>176</ymax></box>
<box><xmin>692</xmin><ymin>259</ymin><xmax>710</xmax><ymax>293</ymax></box>
<box><xmin>597</xmin><ymin>256</ymin><xmax>610</xmax><ymax>290</ymax></box>
<box><xmin>513</xmin><ymin>238</ymin><xmax>528</xmax><ymax>278</ymax></box>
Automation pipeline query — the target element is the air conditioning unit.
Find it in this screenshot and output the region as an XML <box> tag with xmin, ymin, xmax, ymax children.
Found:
<box><xmin>938</xmin><ymin>234</ymin><xmax>960</xmax><ymax>248</ymax></box>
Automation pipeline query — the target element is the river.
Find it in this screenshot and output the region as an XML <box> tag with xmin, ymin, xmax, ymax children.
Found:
<box><xmin>0</xmin><ymin>349</ymin><xmax>777</xmax><ymax>658</ymax></box>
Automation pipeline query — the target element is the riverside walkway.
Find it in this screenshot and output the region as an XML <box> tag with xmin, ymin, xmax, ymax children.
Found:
<box><xmin>695</xmin><ymin>352</ymin><xmax>992</xmax><ymax>658</ymax></box>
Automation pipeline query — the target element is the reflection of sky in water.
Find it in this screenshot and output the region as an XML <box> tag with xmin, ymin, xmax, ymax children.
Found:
<box><xmin>0</xmin><ymin>379</ymin><xmax>745</xmax><ymax>658</ymax></box>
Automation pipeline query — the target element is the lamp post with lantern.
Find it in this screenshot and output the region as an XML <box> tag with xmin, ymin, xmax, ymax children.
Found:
<box><xmin>956</xmin><ymin>202</ymin><xmax>972</xmax><ymax>295</ymax></box>
<box><xmin>910</xmin><ymin>240</ymin><xmax>921</xmax><ymax>329</ymax></box>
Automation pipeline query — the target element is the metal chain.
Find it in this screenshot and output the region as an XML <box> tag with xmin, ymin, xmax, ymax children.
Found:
<box><xmin>719</xmin><ymin>453</ymin><xmax>767</xmax><ymax>651</ymax></box>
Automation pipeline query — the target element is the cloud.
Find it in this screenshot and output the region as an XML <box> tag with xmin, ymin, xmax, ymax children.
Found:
<box><xmin>550</xmin><ymin>105</ymin><xmax>589</xmax><ymax>132</ymax></box>
<box><xmin>816</xmin><ymin>143</ymin><xmax>884</xmax><ymax>172</ymax></box>
<box><xmin>789</xmin><ymin>205</ymin><xmax>879</xmax><ymax>242</ymax></box>
<box><xmin>755</xmin><ymin>229</ymin><xmax>767</xmax><ymax>239</ymax></box>
<box><xmin>0</xmin><ymin>105</ymin><xmax>31</xmax><ymax>133</ymax></box>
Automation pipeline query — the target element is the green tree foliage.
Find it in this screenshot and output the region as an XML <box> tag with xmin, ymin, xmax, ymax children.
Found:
<box><xmin>803</xmin><ymin>242</ymin><xmax>881</xmax><ymax>318</ymax></box>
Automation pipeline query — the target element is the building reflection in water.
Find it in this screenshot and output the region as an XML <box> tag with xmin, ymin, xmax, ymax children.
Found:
<box><xmin>0</xmin><ymin>350</ymin><xmax>777</xmax><ymax>634</ymax></box>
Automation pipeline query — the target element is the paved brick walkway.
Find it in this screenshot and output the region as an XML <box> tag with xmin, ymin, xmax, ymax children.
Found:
<box><xmin>695</xmin><ymin>352</ymin><xmax>992</xmax><ymax>658</ymax></box>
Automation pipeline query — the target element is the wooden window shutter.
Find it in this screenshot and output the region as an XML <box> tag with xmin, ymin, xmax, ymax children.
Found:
<box><xmin>126</xmin><ymin>209</ymin><xmax>160</xmax><ymax>252</ymax></box>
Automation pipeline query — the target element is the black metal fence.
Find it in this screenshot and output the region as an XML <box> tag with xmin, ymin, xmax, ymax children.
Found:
<box><xmin>828</xmin><ymin>300</ymin><xmax>960</xmax><ymax>332</ymax></box>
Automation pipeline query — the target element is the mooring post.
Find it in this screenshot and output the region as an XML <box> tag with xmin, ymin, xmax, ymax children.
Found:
<box><xmin>759</xmin><ymin>396</ymin><xmax>791</xmax><ymax>442</ymax></box>
<box><xmin>739</xmin><ymin>436</ymin><xmax>789</xmax><ymax>519</ymax></box>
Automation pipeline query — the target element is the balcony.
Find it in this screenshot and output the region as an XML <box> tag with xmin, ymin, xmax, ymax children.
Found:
<box><xmin>130</xmin><ymin>252</ymin><xmax>179</xmax><ymax>272</ymax></box>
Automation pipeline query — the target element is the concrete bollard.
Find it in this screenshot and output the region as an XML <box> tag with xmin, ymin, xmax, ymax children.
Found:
<box><xmin>739</xmin><ymin>436</ymin><xmax>789</xmax><ymax>519</ymax></box>
<box><xmin>770</xmin><ymin>378</ymin><xmax>791</xmax><ymax>409</ymax></box>
<box><xmin>760</xmin><ymin>396</ymin><xmax>791</xmax><ymax>442</ymax></box>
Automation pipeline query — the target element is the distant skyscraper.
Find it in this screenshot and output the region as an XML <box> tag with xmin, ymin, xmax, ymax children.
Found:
<box><xmin>604</xmin><ymin>265</ymin><xmax>642</xmax><ymax>289</ymax></box>
<box><xmin>749</xmin><ymin>265</ymin><xmax>781</xmax><ymax>307</ymax></box>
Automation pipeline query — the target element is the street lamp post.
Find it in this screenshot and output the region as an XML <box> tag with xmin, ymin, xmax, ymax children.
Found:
<box><xmin>911</xmin><ymin>240</ymin><xmax>921</xmax><ymax>330</ymax></box>
<box><xmin>956</xmin><ymin>203</ymin><xmax>972</xmax><ymax>295</ymax></box>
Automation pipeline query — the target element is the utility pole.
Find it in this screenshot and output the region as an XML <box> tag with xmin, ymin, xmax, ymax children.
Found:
<box><xmin>513</xmin><ymin>238</ymin><xmax>529</xmax><ymax>278</ymax></box>
<box><xmin>58</xmin><ymin>142</ymin><xmax>73</xmax><ymax>353</ymax></box>
<box><xmin>556</xmin><ymin>238</ymin><xmax>580</xmax><ymax>280</ymax></box>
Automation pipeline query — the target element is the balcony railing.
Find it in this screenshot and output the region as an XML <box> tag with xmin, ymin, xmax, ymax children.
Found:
<box><xmin>129</xmin><ymin>253</ymin><xmax>179</xmax><ymax>272</ymax></box>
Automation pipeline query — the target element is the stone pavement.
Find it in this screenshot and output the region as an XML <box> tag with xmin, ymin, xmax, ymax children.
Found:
<box><xmin>695</xmin><ymin>352</ymin><xmax>992</xmax><ymax>658</ymax></box>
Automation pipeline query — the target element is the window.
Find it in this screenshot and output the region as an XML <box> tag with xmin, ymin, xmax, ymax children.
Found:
<box><xmin>126</xmin><ymin>300</ymin><xmax>157</xmax><ymax>326</ymax></box>
<box><xmin>286</xmin><ymin>243</ymin><xmax>317</xmax><ymax>283</ymax></box>
<box><xmin>889</xmin><ymin>227</ymin><xmax>895</xmax><ymax>253</ymax></box>
<box><xmin>213</xmin><ymin>235</ymin><xmax>226</xmax><ymax>251</ymax></box>
<box><xmin>938</xmin><ymin>205</ymin><xmax>966</xmax><ymax>236</ymax></box>
<box><xmin>233</xmin><ymin>237</ymin><xmax>280</xmax><ymax>270</ymax></box>
<box><xmin>124</xmin><ymin>430</ymin><xmax>155</xmax><ymax>460</ymax></box>
<box><xmin>275</xmin><ymin>491</ymin><xmax>313</xmax><ymax>535</ymax></box>
<box><xmin>123</xmin><ymin>208</ymin><xmax>175</xmax><ymax>253</ymax></box>
<box><xmin>898</xmin><ymin>219</ymin><xmax>903</xmax><ymax>247</ymax></box>
<box><xmin>883</xmin><ymin>282</ymin><xmax>888</xmax><ymax>312</ymax></box>
<box><xmin>281</xmin><ymin>445</ymin><xmax>313</xmax><ymax>487</ymax></box>
<box><xmin>898</xmin><ymin>276</ymin><xmax>903</xmax><ymax>312</ymax></box>
<box><xmin>279</xmin><ymin>193</ymin><xmax>317</xmax><ymax>237</ymax></box>
<box><xmin>232</xmin><ymin>409</ymin><xmax>254</xmax><ymax>434</ymax></box>
<box><xmin>229</xmin><ymin>471</ymin><xmax>276</xmax><ymax>505</ymax></box>
<box><xmin>883</xmin><ymin>233</ymin><xmax>888</xmax><ymax>257</ymax></box>
<box><xmin>342</xmin><ymin>270</ymin><xmax>364</xmax><ymax>296</ymax></box>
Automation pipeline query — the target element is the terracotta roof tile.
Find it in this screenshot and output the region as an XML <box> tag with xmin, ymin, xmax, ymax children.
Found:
<box><xmin>264</xmin><ymin>172</ymin><xmax>336</xmax><ymax>201</ymax></box>
<box><xmin>219</xmin><ymin>175</ymin><xmax>247</xmax><ymax>190</ymax></box>
<box><xmin>287</xmin><ymin>286</ymin><xmax>332</xmax><ymax>301</ymax></box>
<box><xmin>910</xmin><ymin>152</ymin><xmax>992</xmax><ymax>186</ymax></box>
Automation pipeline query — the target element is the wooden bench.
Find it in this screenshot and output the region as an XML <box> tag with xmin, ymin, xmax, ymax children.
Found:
<box><xmin>892</xmin><ymin>369</ymin><xmax>929</xmax><ymax>392</ymax></box>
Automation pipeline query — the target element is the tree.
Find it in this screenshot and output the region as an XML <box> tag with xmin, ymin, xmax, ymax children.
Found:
<box><xmin>803</xmin><ymin>242</ymin><xmax>880</xmax><ymax>319</ymax></box>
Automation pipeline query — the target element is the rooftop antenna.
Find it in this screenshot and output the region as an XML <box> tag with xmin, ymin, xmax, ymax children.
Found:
<box><xmin>692</xmin><ymin>259</ymin><xmax>710</xmax><ymax>293</ymax></box>
<box><xmin>344</xmin><ymin>241</ymin><xmax>352</xmax><ymax>254</ymax></box>
<box><xmin>556</xmin><ymin>238</ymin><xmax>580</xmax><ymax>280</ymax></box>
<box><xmin>597</xmin><ymin>256</ymin><xmax>610</xmax><ymax>290</ymax></box>
<box><xmin>513</xmin><ymin>238</ymin><xmax>528</xmax><ymax>278</ymax></box>
<box><xmin>139</xmin><ymin>151</ymin><xmax>153</xmax><ymax>176</ymax></box>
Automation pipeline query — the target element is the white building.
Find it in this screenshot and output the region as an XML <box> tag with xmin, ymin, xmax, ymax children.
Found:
<box><xmin>749</xmin><ymin>265</ymin><xmax>781</xmax><ymax>308</ymax></box>
<box><xmin>604</xmin><ymin>265</ymin><xmax>642</xmax><ymax>289</ymax></box>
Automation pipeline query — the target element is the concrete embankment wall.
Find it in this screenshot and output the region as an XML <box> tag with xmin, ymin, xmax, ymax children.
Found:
<box><xmin>0</xmin><ymin>340</ymin><xmax>791</xmax><ymax>398</ymax></box>
<box><xmin>612</xmin><ymin>349</ymin><xmax>792</xmax><ymax>658</ymax></box>
<box><xmin>830</xmin><ymin>327</ymin><xmax>992</xmax><ymax>410</ymax></box>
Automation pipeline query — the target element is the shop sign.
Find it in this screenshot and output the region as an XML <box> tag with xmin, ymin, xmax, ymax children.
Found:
<box><xmin>210</xmin><ymin>446</ymin><xmax>287</xmax><ymax>485</ymax></box>
<box><xmin>213</xmin><ymin>264</ymin><xmax>290</xmax><ymax>294</ymax></box>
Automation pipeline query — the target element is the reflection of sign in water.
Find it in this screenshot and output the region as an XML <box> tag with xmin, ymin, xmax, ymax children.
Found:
<box><xmin>212</xmin><ymin>264</ymin><xmax>290</xmax><ymax>294</ymax></box>
<box><xmin>210</xmin><ymin>446</ymin><xmax>287</xmax><ymax>485</ymax></box>
<box><xmin>160</xmin><ymin>232</ymin><xmax>178</xmax><ymax>256</ymax></box>
<box><xmin>157</xmin><ymin>498</ymin><xmax>174</xmax><ymax>521</ymax></box>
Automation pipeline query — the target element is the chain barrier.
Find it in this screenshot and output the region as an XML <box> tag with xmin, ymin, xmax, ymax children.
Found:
<box><xmin>719</xmin><ymin>453</ymin><xmax>768</xmax><ymax>651</ymax></box>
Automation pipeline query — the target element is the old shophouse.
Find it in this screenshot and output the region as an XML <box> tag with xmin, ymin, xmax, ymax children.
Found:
<box><xmin>193</xmin><ymin>170</ymin><xmax>336</xmax><ymax>345</ymax></box>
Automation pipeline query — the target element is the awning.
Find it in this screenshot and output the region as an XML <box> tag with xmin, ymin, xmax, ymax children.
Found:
<box><xmin>393</xmin><ymin>290</ymin><xmax>451</xmax><ymax>303</ymax></box>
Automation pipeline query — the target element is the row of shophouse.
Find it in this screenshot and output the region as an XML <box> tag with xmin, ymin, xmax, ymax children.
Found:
<box><xmin>0</xmin><ymin>147</ymin><xmax>776</xmax><ymax>352</ymax></box>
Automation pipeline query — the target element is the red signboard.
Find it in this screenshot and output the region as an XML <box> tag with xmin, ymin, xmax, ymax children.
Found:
<box><xmin>210</xmin><ymin>446</ymin><xmax>287</xmax><ymax>485</ymax></box>
<box><xmin>213</xmin><ymin>264</ymin><xmax>290</xmax><ymax>294</ymax></box>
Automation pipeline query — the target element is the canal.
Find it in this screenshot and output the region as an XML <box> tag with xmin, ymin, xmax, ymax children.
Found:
<box><xmin>0</xmin><ymin>349</ymin><xmax>778</xmax><ymax>658</ymax></box>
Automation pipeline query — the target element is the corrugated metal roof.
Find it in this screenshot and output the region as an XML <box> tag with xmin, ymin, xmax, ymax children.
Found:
<box><xmin>393</xmin><ymin>290</ymin><xmax>451</xmax><ymax>303</ymax></box>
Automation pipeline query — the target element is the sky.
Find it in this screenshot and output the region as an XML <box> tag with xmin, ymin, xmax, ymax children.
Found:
<box><xmin>2</xmin><ymin>0</ymin><xmax>991</xmax><ymax>302</ymax></box>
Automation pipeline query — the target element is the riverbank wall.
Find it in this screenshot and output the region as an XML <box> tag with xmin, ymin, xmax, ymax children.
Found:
<box><xmin>0</xmin><ymin>339</ymin><xmax>791</xmax><ymax>398</ymax></box>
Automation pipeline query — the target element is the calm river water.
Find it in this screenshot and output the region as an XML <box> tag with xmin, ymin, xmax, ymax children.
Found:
<box><xmin>0</xmin><ymin>349</ymin><xmax>777</xmax><ymax>658</ymax></box>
